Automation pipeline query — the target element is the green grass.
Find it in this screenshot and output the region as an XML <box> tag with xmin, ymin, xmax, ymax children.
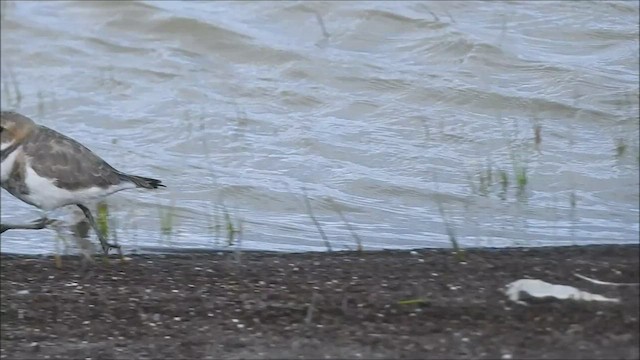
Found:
<box><xmin>469</xmin><ymin>115</ymin><xmax>538</xmax><ymax>202</ymax></box>
<box><xmin>615</xmin><ymin>138</ymin><xmax>627</xmax><ymax>159</ymax></box>
<box><xmin>515</xmin><ymin>166</ymin><xmax>528</xmax><ymax>193</ymax></box>
<box><xmin>499</xmin><ymin>169</ymin><xmax>509</xmax><ymax>198</ymax></box>
<box><xmin>397</xmin><ymin>298</ymin><xmax>429</xmax><ymax>306</ymax></box>
<box><xmin>97</xmin><ymin>201</ymin><xmax>110</xmax><ymax>240</ymax></box>
<box><xmin>156</xmin><ymin>195</ymin><xmax>177</xmax><ymax>241</ymax></box>
<box><xmin>435</xmin><ymin>197</ymin><xmax>464</xmax><ymax>262</ymax></box>
<box><xmin>223</xmin><ymin>206</ymin><xmax>236</xmax><ymax>246</ymax></box>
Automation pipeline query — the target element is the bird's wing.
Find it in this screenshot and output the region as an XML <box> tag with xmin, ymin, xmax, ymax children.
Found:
<box><xmin>23</xmin><ymin>126</ymin><xmax>122</xmax><ymax>190</ymax></box>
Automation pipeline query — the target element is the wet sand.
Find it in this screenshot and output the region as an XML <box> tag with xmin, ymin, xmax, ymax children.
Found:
<box><xmin>1</xmin><ymin>244</ymin><xmax>638</xmax><ymax>359</ymax></box>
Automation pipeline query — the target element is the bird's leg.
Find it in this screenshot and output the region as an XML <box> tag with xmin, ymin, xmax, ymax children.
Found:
<box><xmin>77</xmin><ymin>204</ymin><xmax>121</xmax><ymax>255</ymax></box>
<box><xmin>0</xmin><ymin>217</ymin><xmax>51</xmax><ymax>234</ymax></box>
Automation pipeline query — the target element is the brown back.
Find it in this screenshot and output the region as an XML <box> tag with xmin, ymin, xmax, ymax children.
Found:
<box><xmin>23</xmin><ymin>125</ymin><xmax>123</xmax><ymax>190</ymax></box>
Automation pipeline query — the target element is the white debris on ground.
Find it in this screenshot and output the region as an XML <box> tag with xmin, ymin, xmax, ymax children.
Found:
<box><xmin>574</xmin><ymin>273</ymin><xmax>640</xmax><ymax>287</ymax></box>
<box><xmin>504</xmin><ymin>279</ymin><xmax>621</xmax><ymax>305</ymax></box>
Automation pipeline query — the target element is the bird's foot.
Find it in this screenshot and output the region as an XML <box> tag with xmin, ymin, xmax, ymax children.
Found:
<box><xmin>100</xmin><ymin>240</ymin><xmax>123</xmax><ymax>260</ymax></box>
<box><xmin>30</xmin><ymin>217</ymin><xmax>53</xmax><ymax>229</ymax></box>
<box><xmin>0</xmin><ymin>217</ymin><xmax>52</xmax><ymax>233</ymax></box>
<box><xmin>101</xmin><ymin>241</ymin><xmax>120</xmax><ymax>254</ymax></box>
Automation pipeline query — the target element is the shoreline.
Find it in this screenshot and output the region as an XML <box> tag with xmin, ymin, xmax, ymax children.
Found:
<box><xmin>2</xmin><ymin>241</ymin><xmax>637</xmax><ymax>257</ymax></box>
<box><xmin>2</xmin><ymin>244</ymin><xmax>638</xmax><ymax>359</ymax></box>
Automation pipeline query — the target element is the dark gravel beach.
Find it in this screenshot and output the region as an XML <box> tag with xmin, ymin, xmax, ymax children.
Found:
<box><xmin>1</xmin><ymin>244</ymin><xmax>638</xmax><ymax>359</ymax></box>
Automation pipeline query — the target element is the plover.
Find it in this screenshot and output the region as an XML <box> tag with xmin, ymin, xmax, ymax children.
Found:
<box><xmin>0</xmin><ymin>217</ymin><xmax>50</xmax><ymax>234</ymax></box>
<box><xmin>1</xmin><ymin>111</ymin><xmax>165</xmax><ymax>254</ymax></box>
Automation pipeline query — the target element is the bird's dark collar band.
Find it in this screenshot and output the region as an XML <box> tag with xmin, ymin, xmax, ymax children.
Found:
<box><xmin>0</xmin><ymin>142</ymin><xmax>20</xmax><ymax>162</ymax></box>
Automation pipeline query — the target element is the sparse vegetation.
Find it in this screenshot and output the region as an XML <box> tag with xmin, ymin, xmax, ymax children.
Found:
<box><xmin>533</xmin><ymin>123</ymin><xmax>542</xmax><ymax>150</ymax></box>
<box><xmin>156</xmin><ymin>195</ymin><xmax>177</xmax><ymax>244</ymax></box>
<box><xmin>327</xmin><ymin>197</ymin><xmax>363</xmax><ymax>252</ymax></box>
<box><xmin>1</xmin><ymin>3</ymin><xmax>637</xmax><ymax>260</ymax></box>
<box><xmin>468</xmin><ymin>114</ymin><xmax>538</xmax><ymax>202</ymax></box>
<box><xmin>435</xmin><ymin>195</ymin><xmax>464</xmax><ymax>262</ymax></box>
<box><xmin>223</xmin><ymin>205</ymin><xmax>242</xmax><ymax>246</ymax></box>
<box><xmin>1</xmin><ymin>64</ymin><xmax>22</xmax><ymax>109</ymax></box>
<box><xmin>615</xmin><ymin>138</ymin><xmax>627</xmax><ymax>158</ymax></box>
<box><xmin>302</xmin><ymin>188</ymin><xmax>332</xmax><ymax>252</ymax></box>
<box><xmin>97</xmin><ymin>201</ymin><xmax>110</xmax><ymax>240</ymax></box>
<box><xmin>515</xmin><ymin>165</ymin><xmax>528</xmax><ymax>194</ymax></box>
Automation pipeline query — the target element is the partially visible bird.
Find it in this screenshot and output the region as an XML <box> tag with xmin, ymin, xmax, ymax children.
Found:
<box><xmin>1</xmin><ymin>111</ymin><xmax>165</xmax><ymax>254</ymax></box>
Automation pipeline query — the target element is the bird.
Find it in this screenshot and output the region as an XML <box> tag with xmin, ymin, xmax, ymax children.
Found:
<box><xmin>0</xmin><ymin>111</ymin><xmax>165</xmax><ymax>254</ymax></box>
<box><xmin>0</xmin><ymin>217</ymin><xmax>50</xmax><ymax>234</ymax></box>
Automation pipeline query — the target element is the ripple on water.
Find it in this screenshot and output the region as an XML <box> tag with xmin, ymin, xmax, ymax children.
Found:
<box><xmin>0</xmin><ymin>1</ymin><xmax>638</xmax><ymax>254</ymax></box>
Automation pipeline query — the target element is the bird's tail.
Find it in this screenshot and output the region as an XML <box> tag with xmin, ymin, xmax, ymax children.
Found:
<box><xmin>119</xmin><ymin>173</ymin><xmax>165</xmax><ymax>189</ymax></box>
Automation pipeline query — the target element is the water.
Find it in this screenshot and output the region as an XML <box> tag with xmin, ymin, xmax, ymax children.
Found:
<box><xmin>1</xmin><ymin>1</ymin><xmax>638</xmax><ymax>254</ymax></box>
